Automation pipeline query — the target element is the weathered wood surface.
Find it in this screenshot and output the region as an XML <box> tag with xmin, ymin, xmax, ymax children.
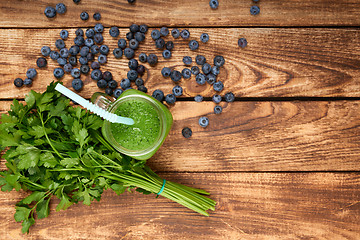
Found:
<box><xmin>0</xmin><ymin>172</ymin><xmax>359</xmax><ymax>240</ymax></box>
<box><xmin>0</xmin><ymin>28</ymin><xmax>360</xmax><ymax>99</ymax></box>
<box><xmin>1</xmin><ymin>0</ymin><xmax>360</xmax><ymax>28</ymax></box>
<box><xmin>2</xmin><ymin>100</ymin><xmax>360</xmax><ymax>172</ymax></box>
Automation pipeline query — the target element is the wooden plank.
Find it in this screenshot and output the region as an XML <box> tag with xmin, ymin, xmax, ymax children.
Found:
<box><xmin>1</xmin><ymin>0</ymin><xmax>360</xmax><ymax>28</ymax></box>
<box><xmin>0</xmin><ymin>172</ymin><xmax>359</xmax><ymax>239</ymax></box>
<box><xmin>1</xmin><ymin>28</ymin><xmax>360</xmax><ymax>99</ymax></box>
<box><xmin>2</xmin><ymin>100</ymin><xmax>360</xmax><ymax>172</ymax></box>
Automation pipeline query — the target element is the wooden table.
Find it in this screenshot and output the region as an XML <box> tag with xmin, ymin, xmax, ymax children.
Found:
<box><xmin>1</xmin><ymin>0</ymin><xmax>360</xmax><ymax>239</ymax></box>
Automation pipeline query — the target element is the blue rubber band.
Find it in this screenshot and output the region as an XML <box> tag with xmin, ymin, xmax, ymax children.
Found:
<box><xmin>157</xmin><ymin>179</ymin><xmax>166</xmax><ymax>196</ymax></box>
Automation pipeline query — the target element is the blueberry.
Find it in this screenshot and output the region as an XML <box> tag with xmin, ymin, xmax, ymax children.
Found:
<box><xmin>165</xmin><ymin>41</ymin><xmax>174</xmax><ymax>51</ymax></box>
<box><xmin>124</xmin><ymin>48</ymin><xmax>135</xmax><ymax>59</ymax></box>
<box><xmin>165</xmin><ymin>94</ymin><xmax>176</xmax><ymax>104</ymax></box>
<box><xmin>189</xmin><ymin>40</ymin><xmax>199</xmax><ymax>51</ymax></box>
<box><xmin>139</xmin><ymin>53</ymin><xmax>147</xmax><ymax>63</ymax></box>
<box><xmin>194</xmin><ymin>95</ymin><xmax>203</xmax><ymax>102</ymax></box>
<box><xmin>85</xmin><ymin>38</ymin><xmax>94</xmax><ymax>47</ymax></box>
<box><xmin>86</xmin><ymin>53</ymin><xmax>94</xmax><ymax>61</ymax></box>
<box><xmin>151</xmin><ymin>29</ymin><xmax>161</xmax><ymax>40</ymax></box>
<box><xmin>64</xmin><ymin>63</ymin><xmax>72</xmax><ymax>73</ymax></box>
<box><xmin>213</xmin><ymin>81</ymin><xmax>224</xmax><ymax>92</ymax></box>
<box><xmin>129</xmin><ymin>39</ymin><xmax>139</xmax><ymax>50</ymax></box>
<box><xmin>26</xmin><ymin>68</ymin><xmax>37</xmax><ymax>79</ymax></box>
<box><xmin>250</xmin><ymin>5</ymin><xmax>260</xmax><ymax>15</ymax></box>
<box><xmin>72</xmin><ymin>79</ymin><xmax>83</xmax><ymax>91</ymax></box>
<box><xmin>91</xmin><ymin>69</ymin><xmax>102</xmax><ymax>81</ymax></box>
<box><xmin>98</xmin><ymin>54</ymin><xmax>107</xmax><ymax>64</ymax></box>
<box><xmin>253</xmin><ymin>0</ymin><xmax>260</xmax><ymax>2</ymax></box>
<box><xmin>160</xmin><ymin>27</ymin><xmax>169</xmax><ymax>37</ymax></box>
<box><xmin>54</xmin><ymin>68</ymin><xmax>64</xmax><ymax>78</ymax></box>
<box><xmin>57</xmin><ymin>57</ymin><xmax>67</xmax><ymax>66</ymax></box>
<box><xmin>224</xmin><ymin>92</ymin><xmax>235</xmax><ymax>102</ymax></box>
<box><xmin>183</xmin><ymin>56</ymin><xmax>192</xmax><ymax>65</ymax></box>
<box><xmin>199</xmin><ymin>116</ymin><xmax>209</xmax><ymax>127</ymax></box>
<box><xmin>138</xmin><ymin>85</ymin><xmax>148</xmax><ymax>93</ymax></box>
<box><xmin>79</xmin><ymin>46</ymin><xmax>89</xmax><ymax>57</ymax></box>
<box><xmin>162</xmin><ymin>50</ymin><xmax>171</xmax><ymax>59</ymax></box>
<box><xmin>152</xmin><ymin>89</ymin><xmax>164</xmax><ymax>102</ymax></box>
<box><xmin>69</xmin><ymin>45</ymin><xmax>80</xmax><ymax>56</ymax></box>
<box><xmin>196</xmin><ymin>73</ymin><xmax>206</xmax><ymax>85</ymax></box>
<box><xmin>23</xmin><ymin>78</ymin><xmax>32</xmax><ymax>86</ymax></box>
<box><xmin>212</xmin><ymin>94</ymin><xmax>222</xmax><ymax>103</ymax></box>
<box><xmin>128</xmin><ymin>0</ymin><xmax>136</xmax><ymax>4</ymax></box>
<box><xmin>171</xmin><ymin>28</ymin><xmax>180</xmax><ymax>39</ymax></box>
<box><xmin>80</xmin><ymin>64</ymin><xmax>90</xmax><ymax>74</ymax></box>
<box><xmin>75</xmin><ymin>28</ymin><xmax>84</xmax><ymax>36</ymax></box>
<box><xmin>196</xmin><ymin>55</ymin><xmax>206</xmax><ymax>65</ymax></box>
<box><xmin>155</xmin><ymin>38</ymin><xmax>165</xmax><ymax>49</ymax></box>
<box><xmin>86</xmin><ymin>28</ymin><xmax>95</xmax><ymax>38</ymax></box>
<box><xmin>74</xmin><ymin>36</ymin><xmax>85</xmax><ymax>46</ymax></box>
<box><xmin>128</xmin><ymin>59</ymin><xmax>138</xmax><ymax>70</ymax></box>
<box><xmin>135</xmin><ymin>78</ymin><xmax>144</xmax><ymax>87</ymax></box>
<box><xmin>97</xmin><ymin>79</ymin><xmax>107</xmax><ymax>89</ymax></box>
<box><xmin>118</xmin><ymin>39</ymin><xmax>127</xmax><ymax>49</ymax></box>
<box><xmin>94</xmin><ymin>23</ymin><xmax>104</xmax><ymax>33</ymax></box>
<box><xmin>211</xmin><ymin>66</ymin><xmax>220</xmax><ymax>75</ymax></box>
<box><xmin>113</xmin><ymin>48</ymin><xmax>123</xmax><ymax>58</ymax></box>
<box><xmin>100</xmin><ymin>45</ymin><xmax>109</xmax><ymax>55</ymax></box>
<box><xmin>171</xmin><ymin>70</ymin><xmax>182</xmax><ymax>82</ymax></box>
<box><xmin>180</xmin><ymin>29</ymin><xmax>190</xmax><ymax>39</ymax></box>
<box><xmin>161</xmin><ymin>67</ymin><xmax>171</xmax><ymax>78</ymax></box>
<box><xmin>214</xmin><ymin>105</ymin><xmax>222</xmax><ymax>114</ymax></box>
<box><xmin>103</xmin><ymin>71</ymin><xmax>113</xmax><ymax>81</ymax></box>
<box><xmin>214</xmin><ymin>55</ymin><xmax>225</xmax><ymax>67</ymax></box>
<box><xmin>91</xmin><ymin>61</ymin><xmax>100</xmax><ymax>70</ymax></box>
<box><xmin>182</xmin><ymin>68</ymin><xmax>191</xmax><ymax>79</ymax></box>
<box><xmin>41</xmin><ymin>46</ymin><xmax>51</xmax><ymax>57</ymax></box>
<box><xmin>56</xmin><ymin>3</ymin><xmax>66</xmax><ymax>14</ymax></box>
<box><xmin>139</xmin><ymin>24</ymin><xmax>148</xmax><ymax>33</ymax></box>
<box><xmin>69</xmin><ymin>56</ymin><xmax>78</xmax><ymax>67</ymax></box>
<box><xmin>137</xmin><ymin>65</ymin><xmax>146</xmax><ymax>76</ymax></box>
<box><xmin>14</xmin><ymin>78</ymin><xmax>23</xmax><ymax>87</ymax></box>
<box><xmin>36</xmin><ymin>57</ymin><xmax>47</xmax><ymax>68</ymax></box>
<box><xmin>206</xmin><ymin>73</ymin><xmax>217</xmax><ymax>85</ymax></box>
<box><xmin>44</xmin><ymin>6</ymin><xmax>56</xmax><ymax>18</ymax></box>
<box><xmin>80</xmin><ymin>11</ymin><xmax>89</xmax><ymax>21</ymax></box>
<box><xmin>79</xmin><ymin>56</ymin><xmax>88</xmax><ymax>65</ymax></box>
<box><xmin>172</xmin><ymin>86</ymin><xmax>183</xmax><ymax>97</ymax></box>
<box><xmin>55</xmin><ymin>39</ymin><xmax>65</xmax><ymax>50</ymax></box>
<box><xmin>93</xmin><ymin>12</ymin><xmax>101</xmax><ymax>21</ymax></box>
<box><xmin>126</xmin><ymin>32</ymin><xmax>134</xmax><ymax>40</ymax></box>
<box><xmin>105</xmin><ymin>88</ymin><xmax>113</xmax><ymax>96</ymax></box>
<box><xmin>191</xmin><ymin>66</ymin><xmax>200</xmax><ymax>75</ymax></box>
<box><xmin>71</xmin><ymin>68</ymin><xmax>81</xmax><ymax>78</ymax></box>
<box><xmin>202</xmin><ymin>63</ymin><xmax>211</xmax><ymax>75</ymax></box>
<box><xmin>60</xmin><ymin>48</ymin><xmax>69</xmax><ymax>58</ymax></box>
<box><xmin>91</xmin><ymin>45</ymin><xmax>100</xmax><ymax>54</ymax></box>
<box><xmin>147</xmin><ymin>54</ymin><xmax>158</xmax><ymax>66</ymax></box>
<box><xmin>182</xmin><ymin>127</ymin><xmax>192</xmax><ymax>138</ymax></box>
<box><xmin>113</xmin><ymin>88</ymin><xmax>123</xmax><ymax>98</ymax></box>
<box><xmin>60</xmin><ymin>30</ymin><xmax>69</xmax><ymax>40</ymax></box>
<box><xmin>93</xmin><ymin>33</ymin><xmax>104</xmax><ymax>44</ymax></box>
<box><xmin>134</xmin><ymin>32</ymin><xmax>145</xmax><ymax>42</ymax></box>
<box><xmin>129</xmin><ymin>24</ymin><xmax>139</xmax><ymax>33</ymax></box>
<box><xmin>109</xmin><ymin>26</ymin><xmax>120</xmax><ymax>37</ymax></box>
<box><xmin>127</xmin><ymin>70</ymin><xmax>138</xmax><ymax>81</ymax></box>
<box><xmin>200</xmin><ymin>33</ymin><xmax>209</xmax><ymax>43</ymax></box>
<box><xmin>209</xmin><ymin>0</ymin><xmax>219</xmax><ymax>9</ymax></box>
<box><xmin>108</xmin><ymin>80</ymin><xmax>118</xmax><ymax>89</ymax></box>
<box><xmin>238</xmin><ymin>38</ymin><xmax>248</xmax><ymax>48</ymax></box>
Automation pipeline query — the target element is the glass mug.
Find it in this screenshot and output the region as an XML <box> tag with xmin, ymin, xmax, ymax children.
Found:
<box><xmin>91</xmin><ymin>89</ymin><xmax>173</xmax><ymax>160</ymax></box>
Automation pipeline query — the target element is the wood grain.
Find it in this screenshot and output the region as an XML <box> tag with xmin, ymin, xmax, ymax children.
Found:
<box><xmin>0</xmin><ymin>172</ymin><xmax>359</xmax><ymax>239</ymax></box>
<box><xmin>1</xmin><ymin>28</ymin><xmax>360</xmax><ymax>99</ymax></box>
<box><xmin>1</xmin><ymin>0</ymin><xmax>360</xmax><ymax>28</ymax></box>
<box><xmin>2</xmin><ymin>100</ymin><xmax>360</xmax><ymax>172</ymax></box>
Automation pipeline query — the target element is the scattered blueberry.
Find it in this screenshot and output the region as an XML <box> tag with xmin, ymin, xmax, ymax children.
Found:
<box><xmin>79</xmin><ymin>56</ymin><xmax>88</xmax><ymax>65</ymax></box>
<box><xmin>93</xmin><ymin>12</ymin><xmax>101</xmax><ymax>21</ymax></box>
<box><xmin>212</xmin><ymin>94</ymin><xmax>222</xmax><ymax>103</ymax></box>
<box><xmin>128</xmin><ymin>59</ymin><xmax>138</xmax><ymax>70</ymax></box>
<box><xmin>137</xmin><ymin>65</ymin><xmax>146</xmax><ymax>76</ymax></box>
<box><xmin>160</xmin><ymin>27</ymin><xmax>169</xmax><ymax>37</ymax></box>
<box><xmin>57</xmin><ymin>57</ymin><xmax>67</xmax><ymax>66</ymax></box>
<box><xmin>126</xmin><ymin>32</ymin><xmax>134</xmax><ymax>40</ymax></box>
<box><xmin>113</xmin><ymin>48</ymin><xmax>123</xmax><ymax>58</ymax></box>
<box><xmin>26</xmin><ymin>68</ymin><xmax>37</xmax><ymax>79</ymax></box>
<box><xmin>180</xmin><ymin>29</ymin><xmax>190</xmax><ymax>39</ymax></box>
<box><xmin>64</xmin><ymin>63</ymin><xmax>72</xmax><ymax>73</ymax></box>
<box><xmin>202</xmin><ymin>63</ymin><xmax>212</xmax><ymax>75</ymax></box>
<box><xmin>196</xmin><ymin>73</ymin><xmax>206</xmax><ymax>85</ymax></box>
<box><xmin>134</xmin><ymin>32</ymin><xmax>145</xmax><ymax>42</ymax></box>
<box><xmin>200</xmin><ymin>33</ymin><xmax>209</xmax><ymax>43</ymax></box>
<box><xmin>172</xmin><ymin>85</ymin><xmax>183</xmax><ymax>96</ymax></box>
<box><xmin>69</xmin><ymin>45</ymin><xmax>80</xmax><ymax>55</ymax></box>
<box><xmin>109</xmin><ymin>26</ymin><xmax>120</xmax><ymax>37</ymax></box>
<box><xmin>72</xmin><ymin>78</ymin><xmax>83</xmax><ymax>91</ymax></box>
<box><xmin>199</xmin><ymin>116</ymin><xmax>209</xmax><ymax>127</ymax></box>
<box><xmin>147</xmin><ymin>54</ymin><xmax>158</xmax><ymax>66</ymax></box>
<box><xmin>135</xmin><ymin>78</ymin><xmax>144</xmax><ymax>87</ymax></box>
<box><xmin>171</xmin><ymin>70</ymin><xmax>182</xmax><ymax>82</ymax></box>
<box><xmin>79</xmin><ymin>46</ymin><xmax>89</xmax><ymax>57</ymax></box>
<box><xmin>86</xmin><ymin>53</ymin><xmax>94</xmax><ymax>61</ymax></box>
<box><xmin>206</xmin><ymin>73</ymin><xmax>217</xmax><ymax>85</ymax></box>
<box><xmin>130</xmin><ymin>24</ymin><xmax>140</xmax><ymax>33</ymax></box>
<box><xmin>118</xmin><ymin>39</ymin><xmax>127</xmax><ymax>49</ymax></box>
<box><xmin>97</xmin><ymin>79</ymin><xmax>107</xmax><ymax>89</ymax></box>
<box><xmin>151</xmin><ymin>29</ymin><xmax>161</xmax><ymax>40</ymax></box>
<box><xmin>60</xmin><ymin>48</ymin><xmax>69</xmax><ymax>58</ymax></box>
<box><xmin>98</xmin><ymin>54</ymin><xmax>107</xmax><ymax>64</ymax></box>
<box><xmin>55</xmin><ymin>39</ymin><xmax>65</xmax><ymax>50</ymax></box>
<box><xmin>209</xmin><ymin>0</ymin><xmax>219</xmax><ymax>9</ymax></box>
<box><xmin>214</xmin><ymin>55</ymin><xmax>225</xmax><ymax>67</ymax></box>
<box><xmin>49</xmin><ymin>51</ymin><xmax>60</xmax><ymax>60</ymax></box>
<box><xmin>238</xmin><ymin>38</ymin><xmax>248</xmax><ymax>48</ymax></box>
<box><xmin>155</xmin><ymin>38</ymin><xmax>165</xmax><ymax>49</ymax></box>
<box><xmin>189</xmin><ymin>40</ymin><xmax>199</xmax><ymax>51</ymax></box>
<box><xmin>124</xmin><ymin>48</ymin><xmax>135</xmax><ymax>59</ymax></box>
<box><xmin>94</xmin><ymin>23</ymin><xmax>104</xmax><ymax>33</ymax></box>
<box><xmin>14</xmin><ymin>78</ymin><xmax>23</xmax><ymax>87</ymax></box>
<box><xmin>56</xmin><ymin>3</ymin><xmax>66</xmax><ymax>14</ymax></box>
<box><xmin>211</xmin><ymin>66</ymin><xmax>220</xmax><ymax>75</ymax></box>
<box><xmin>100</xmin><ymin>45</ymin><xmax>109</xmax><ymax>55</ymax></box>
<box><xmin>108</xmin><ymin>80</ymin><xmax>118</xmax><ymax>89</ymax></box>
<box><xmin>162</xmin><ymin>49</ymin><xmax>172</xmax><ymax>59</ymax></box>
<box><xmin>71</xmin><ymin>68</ymin><xmax>81</xmax><ymax>78</ymax></box>
<box><xmin>103</xmin><ymin>71</ymin><xmax>113</xmax><ymax>81</ymax></box>
<box><xmin>113</xmin><ymin>88</ymin><xmax>123</xmax><ymax>98</ymax></box>
<box><xmin>161</xmin><ymin>67</ymin><xmax>171</xmax><ymax>78</ymax></box>
<box><xmin>213</xmin><ymin>81</ymin><xmax>224</xmax><ymax>92</ymax></box>
<box><xmin>36</xmin><ymin>57</ymin><xmax>47</xmax><ymax>68</ymax></box>
<box><xmin>214</xmin><ymin>105</ymin><xmax>222</xmax><ymax>114</ymax></box>
<box><xmin>182</xmin><ymin>68</ymin><xmax>191</xmax><ymax>79</ymax></box>
<box><xmin>165</xmin><ymin>94</ymin><xmax>176</xmax><ymax>104</ymax></box>
<box><xmin>73</xmin><ymin>0</ymin><xmax>81</xmax><ymax>4</ymax></box>
<box><xmin>74</xmin><ymin>36</ymin><xmax>85</xmax><ymax>46</ymax></box>
<box><xmin>191</xmin><ymin>66</ymin><xmax>200</xmax><ymax>75</ymax></box>
<box><xmin>129</xmin><ymin>39</ymin><xmax>139</xmax><ymax>50</ymax></box>
<box><xmin>127</xmin><ymin>70</ymin><xmax>138</xmax><ymax>81</ymax></box>
<box><xmin>139</xmin><ymin>24</ymin><xmax>148</xmax><ymax>33</ymax></box>
<box><xmin>138</xmin><ymin>85</ymin><xmax>147</xmax><ymax>93</ymax></box>
<box><xmin>152</xmin><ymin>89</ymin><xmax>164</xmax><ymax>102</ymax></box>
<box><xmin>23</xmin><ymin>78</ymin><xmax>32</xmax><ymax>86</ymax></box>
<box><xmin>75</xmin><ymin>28</ymin><xmax>84</xmax><ymax>36</ymax></box>
<box><xmin>105</xmin><ymin>88</ymin><xmax>113</xmax><ymax>96</ymax></box>
<box><xmin>224</xmin><ymin>92</ymin><xmax>235</xmax><ymax>102</ymax></box>
<box><xmin>250</xmin><ymin>5</ymin><xmax>260</xmax><ymax>15</ymax></box>
<box><xmin>80</xmin><ymin>64</ymin><xmax>90</xmax><ymax>74</ymax></box>
<box><xmin>93</xmin><ymin>33</ymin><xmax>104</xmax><ymax>44</ymax></box>
<box><xmin>182</xmin><ymin>127</ymin><xmax>192</xmax><ymax>138</ymax></box>
<box><xmin>91</xmin><ymin>61</ymin><xmax>100</xmax><ymax>70</ymax></box>
<box><xmin>139</xmin><ymin>53</ymin><xmax>147</xmax><ymax>63</ymax></box>
<box><xmin>54</xmin><ymin>68</ymin><xmax>64</xmax><ymax>78</ymax></box>
<box><xmin>183</xmin><ymin>56</ymin><xmax>192</xmax><ymax>65</ymax></box>
<box><xmin>60</xmin><ymin>30</ymin><xmax>69</xmax><ymax>40</ymax></box>
<box><xmin>80</xmin><ymin>11</ymin><xmax>89</xmax><ymax>21</ymax></box>
<box><xmin>86</xmin><ymin>28</ymin><xmax>95</xmax><ymax>38</ymax></box>
<box><xmin>166</xmin><ymin>41</ymin><xmax>174</xmax><ymax>51</ymax></box>
<box><xmin>196</xmin><ymin>55</ymin><xmax>206</xmax><ymax>65</ymax></box>
<box><xmin>85</xmin><ymin>38</ymin><xmax>94</xmax><ymax>47</ymax></box>
<box><xmin>91</xmin><ymin>69</ymin><xmax>102</xmax><ymax>81</ymax></box>
<box><xmin>44</xmin><ymin>6</ymin><xmax>56</xmax><ymax>18</ymax></box>
<box><xmin>171</xmin><ymin>28</ymin><xmax>180</xmax><ymax>39</ymax></box>
<box><xmin>41</xmin><ymin>46</ymin><xmax>51</xmax><ymax>57</ymax></box>
<box><xmin>194</xmin><ymin>95</ymin><xmax>203</xmax><ymax>102</ymax></box>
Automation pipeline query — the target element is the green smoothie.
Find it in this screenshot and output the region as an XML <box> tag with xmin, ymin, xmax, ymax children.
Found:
<box><xmin>110</xmin><ymin>99</ymin><xmax>161</xmax><ymax>151</ymax></box>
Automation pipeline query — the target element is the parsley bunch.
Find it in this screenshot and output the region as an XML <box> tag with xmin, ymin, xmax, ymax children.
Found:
<box><xmin>0</xmin><ymin>82</ymin><xmax>216</xmax><ymax>233</ymax></box>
